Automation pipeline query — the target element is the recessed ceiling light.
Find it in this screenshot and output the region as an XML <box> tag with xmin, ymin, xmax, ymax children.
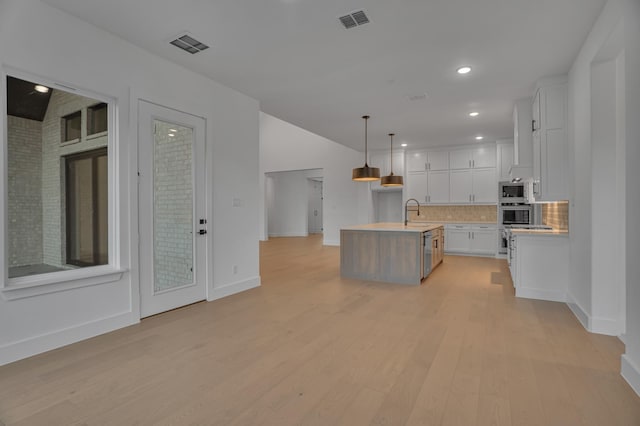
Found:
<box><xmin>475</xmin><ymin>135</ymin><xmax>483</xmax><ymax>140</ymax></box>
<box><xmin>457</xmin><ymin>66</ymin><xmax>472</xmax><ymax>75</ymax></box>
<box><xmin>401</xmin><ymin>143</ymin><xmax>408</xmax><ymax>147</ymax></box>
<box><xmin>168</xmin><ymin>133</ymin><xmax>175</xmax><ymax>137</ymax></box>
<box><xmin>469</xmin><ymin>111</ymin><xmax>479</xmax><ymax>117</ymax></box>
<box><xmin>34</xmin><ymin>85</ymin><xmax>49</xmax><ymax>93</ymax></box>
<box><xmin>169</xmin><ymin>128</ymin><xmax>177</xmax><ymax>132</ymax></box>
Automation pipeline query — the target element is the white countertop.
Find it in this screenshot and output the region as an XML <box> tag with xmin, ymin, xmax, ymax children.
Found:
<box><xmin>511</xmin><ymin>229</ymin><xmax>569</xmax><ymax>237</ymax></box>
<box><xmin>341</xmin><ymin>222</ymin><xmax>444</xmax><ymax>233</ymax></box>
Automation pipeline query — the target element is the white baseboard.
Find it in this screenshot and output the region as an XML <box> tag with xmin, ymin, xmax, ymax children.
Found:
<box><xmin>619</xmin><ymin>333</ymin><xmax>628</xmax><ymax>345</ymax></box>
<box><xmin>516</xmin><ymin>287</ymin><xmax>566</xmax><ymax>303</ymax></box>
<box><xmin>590</xmin><ymin>316</ymin><xmax>623</xmax><ymax>336</ymax></box>
<box><xmin>566</xmin><ymin>292</ymin><xmax>590</xmax><ymax>330</ymax></box>
<box><xmin>0</xmin><ymin>311</ymin><xmax>138</xmax><ymax>367</ymax></box>
<box><xmin>268</xmin><ymin>232</ymin><xmax>308</xmax><ymax>238</ymax></box>
<box><xmin>323</xmin><ymin>239</ymin><xmax>340</xmax><ymax>246</ymax></box>
<box><xmin>622</xmin><ymin>355</ymin><xmax>640</xmax><ymax>397</ymax></box>
<box><xmin>209</xmin><ymin>276</ymin><xmax>261</xmax><ymax>301</ymax></box>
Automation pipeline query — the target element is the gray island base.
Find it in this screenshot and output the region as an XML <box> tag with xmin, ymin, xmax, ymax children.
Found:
<box><xmin>340</xmin><ymin>223</ymin><xmax>444</xmax><ymax>285</ymax></box>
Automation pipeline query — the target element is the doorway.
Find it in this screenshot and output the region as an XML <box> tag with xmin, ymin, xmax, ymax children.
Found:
<box><xmin>308</xmin><ymin>178</ymin><xmax>323</xmax><ymax>234</ymax></box>
<box><xmin>138</xmin><ymin>101</ymin><xmax>207</xmax><ymax>317</ymax></box>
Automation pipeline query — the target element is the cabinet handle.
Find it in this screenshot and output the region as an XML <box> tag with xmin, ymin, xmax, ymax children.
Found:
<box><xmin>472</xmin><ymin>159</ymin><xmax>475</xmax><ymax>168</ymax></box>
<box><xmin>532</xmin><ymin>119</ymin><xmax>536</xmax><ymax>132</ymax></box>
<box><xmin>425</xmin><ymin>162</ymin><xmax>428</xmax><ymax>171</ymax></box>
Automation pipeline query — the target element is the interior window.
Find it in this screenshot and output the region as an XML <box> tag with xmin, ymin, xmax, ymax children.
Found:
<box><xmin>6</xmin><ymin>75</ymin><xmax>110</xmax><ymax>278</ymax></box>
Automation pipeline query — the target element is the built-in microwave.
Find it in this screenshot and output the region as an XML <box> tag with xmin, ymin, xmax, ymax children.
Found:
<box><xmin>499</xmin><ymin>181</ymin><xmax>525</xmax><ymax>203</ymax></box>
<box><xmin>501</xmin><ymin>205</ymin><xmax>532</xmax><ymax>225</ymax></box>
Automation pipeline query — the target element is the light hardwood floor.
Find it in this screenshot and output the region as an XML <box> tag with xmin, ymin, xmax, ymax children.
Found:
<box><xmin>1</xmin><ymin>234</ymin><xmax>639</xmax><ymax>425</ymax></box>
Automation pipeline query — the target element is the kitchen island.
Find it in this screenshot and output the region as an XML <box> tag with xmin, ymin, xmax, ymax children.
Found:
<box><xmin>340</xmin><ymin>222</ymin><xmax>444</xmax><ymax>285</ymax></box>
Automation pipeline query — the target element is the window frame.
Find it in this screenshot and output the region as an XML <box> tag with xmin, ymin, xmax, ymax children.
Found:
<box><xmin>65</xmin><ymin>147</ymin><xmax>109</xmax><ymax>268</ymax></box>
<box><xmin>87</xmin><ymin>102</ymin><xmax>108</xmax><ymax>137</ymax></box>
<box><xmin>61</xmin><ymin>110</ymin><xmax>82</xmax><ymax>143</ymax></box>
<box><xmin>0</xmin><ymin>67</ymin><xmax>124</xmax><ymax>301</ymax></box>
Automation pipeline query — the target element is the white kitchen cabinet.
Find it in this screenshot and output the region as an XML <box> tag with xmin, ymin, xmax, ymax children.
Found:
<box><xmin>427</xmin><ymin>151</ymin><xmax>449</xmax><ymax>171</ymax></box>
<box><xmin>449</xmin><ymin>168</ymin><xmax>496</xmax><ymax>203</ymax></box>
<box><xmin>449</xmin><ymin>146</ymin><xmax>496</xmax><ymax>170</ymax></box>
<box><xmin>406</xmin><ymin>150</ymin><xmax>449</xmax><ymax>172</ymax></box>
<box><xmin>530</xmin><ymin>77</ymin><xmax>569</xmax><ymax>202</ymax></box>
<box><xmin>445</xmin><ymin>225</ymin><xmax>471</xmax><ymax>253</ymax></box>
<box><xmin>406</xmin><ymin>151</ymin><xmax>427</xmax><ymax>172</ymax></box>
<box><xmin>406</xmin><ymin>171</ymin><xmax>428</xmax><ymax>203</ymax></box>
<box><xmin>471</xmin><ymin>168</ymin><xmax>497</xmax><ymax>203</ymax></box>
<box><xmin>427</xmin><ymin>170</ymin><xmax>450</xmax><ymax>203</ymax></box>
<box><xmin>469</xmin><ymin>226</ymin><xmax>497</xmax><ymax>255</ymax></box>
<box><xmin>497</xmin><ymin>141</ymin><xmax>514</xmax><ymax>182</ymax></box>
<box><xmin>406</xmin><ymin>170</ymin><xmax>449</xmax><ymax>204</ymax></box>
<box><xmin>511</xmin><ymin>233</ymin><xmax>569</xmax><ymax>302</ymax></box>
<box><xmin>449</xmin><ymin>169</ymin><xmax>473</xmax><ymax>202</ymax></box>
<box><xmin>449</xmin><ymin>150</ymin><xmax>472</xmax><ymax>170</ymax></box>
<box><xmin>445</xmin><ymin>224</ymin><xmax>497</xmax><ymax>256</ymax></box>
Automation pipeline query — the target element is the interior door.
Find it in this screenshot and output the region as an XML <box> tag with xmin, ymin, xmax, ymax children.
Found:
<box><xmin>308</xmin><ymin>179</ymin><xmax>323</xmax><ymax>233</ymax></box>
<box><xmin>138</xmin><ymin>101</ymin><xmax>207</xmax><ymax>317</ymax></box>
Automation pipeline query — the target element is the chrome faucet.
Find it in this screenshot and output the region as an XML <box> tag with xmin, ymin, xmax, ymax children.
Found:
<box><xmin>404</xmin><ymin>198</ymin><xmax>421</xmax><ymax>226</ymax></box>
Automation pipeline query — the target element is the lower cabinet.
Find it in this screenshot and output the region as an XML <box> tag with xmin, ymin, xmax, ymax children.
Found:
<box><xmin>510</xmin><ymin>234</ymin><xmax>569</xmax><ymax>302</ymax></box>
<box><xmin>431</xmin><ymin>227</ymin><xmax>444</xmax><ymax>268</ymax></box>
<box><xmin>445</xmin><ymin>224</ymin><xmax>497</xmax><ymax>256</ymax></box>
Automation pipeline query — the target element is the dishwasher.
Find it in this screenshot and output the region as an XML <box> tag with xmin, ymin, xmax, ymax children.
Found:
<box><xmin>422</xmin><ymin>231</ymin><xmax>433</xmax><ymax>279</ymax></box>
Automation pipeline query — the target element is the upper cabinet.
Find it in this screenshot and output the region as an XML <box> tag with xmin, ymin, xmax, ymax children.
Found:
<box><xmin>406</xmin><ymin>150</ymin><xmax>449</xmax><ymax>172</ymax></box>
<box><xmin>530</xmin><ymin>76</ymin><xmax>569</xmax><ymax>202</ymax></box>
<box><xmin>497</xmin><ymin>140</ymin><xmax>514</xmax><ymax>182</ymax></box>
<box><xmin>406</xmin><ymin>151</ymin><xmax>427</xmax><ymax>172</ymax></box>
<box><xmin>405</xmin><ymin>144</ymin><xmax>497</xmax><ymax>205</ymax></box>
<box><xmin>449</xmin><ymin>146</ymin><xmax>496</xmax><ymax>170</ymax></box>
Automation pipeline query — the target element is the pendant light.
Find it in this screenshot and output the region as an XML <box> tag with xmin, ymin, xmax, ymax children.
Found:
<box><xmin>352</xmin><ymin>115</ymin><xmax>380</xmax><ymax>181</ymax></box>
<box><xmin>380</xmin><ymin>133</ymin><xmax>403</xmax><ymax>187</ymax></box>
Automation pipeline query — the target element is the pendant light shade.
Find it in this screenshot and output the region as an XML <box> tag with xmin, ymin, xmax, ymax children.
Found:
<box><xmin>380</xmin><ymin>133</ymin><xmax>404</xmax><ymax>187</ymax></box>
<box><xmin>352</xmin><ymin>115</ymin><xmax>380</xmax><ymax>181</ymax></box>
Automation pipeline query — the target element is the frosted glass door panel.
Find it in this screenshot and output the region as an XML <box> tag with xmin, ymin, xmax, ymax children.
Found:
<box><xmin>153</xmin><ymin>120</ymin><xmax>194</xmax><ymax>292</ymax></box>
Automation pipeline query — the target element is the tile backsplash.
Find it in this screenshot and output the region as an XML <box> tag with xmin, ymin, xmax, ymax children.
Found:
<box><xmin>542</xmin><ymin>201</ymin><xmax>569</xmax><ymax>231</ymax></box>
<box><xmin>408</xmin><ymin>205</ymin><xmax>497</xmax><ymax>223</ymax></box>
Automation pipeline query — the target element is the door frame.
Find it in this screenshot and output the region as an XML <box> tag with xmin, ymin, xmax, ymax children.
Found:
<box><xmin>137</xmin><ymin>100</ymin><xmax>208</xmax><ymax>318</ymax></box>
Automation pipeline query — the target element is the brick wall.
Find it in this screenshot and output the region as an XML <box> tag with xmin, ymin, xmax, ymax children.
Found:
<box><xmin>7</xmin><ymin>116</ymin><xmax>43</xmax><ymax>267</ymax></box>
<box><xmin>153</xmin><ymin>121</ymin><xmax>194</xmax><ymax>291</ymax></box>
<box><xmin>41</xmin><ymin>89</ymin><xmax>108</xmax><ymax>267</ymax></box>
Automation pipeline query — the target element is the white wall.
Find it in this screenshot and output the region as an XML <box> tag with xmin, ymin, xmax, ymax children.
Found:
<box><xmin>373</xmin><ymin>191</ymin><xmax>403</xmax><ymax>223</ymax></box>
<box><xmin>0</xmin><ymin>0</ymin><xmax>260</xmax><ymax>365</ymax></box>
<box><xmin>259</xmin><ymin>113</ymin><xmax>369</xmax><ymax>246</ymax></box>
<box><xmin>265</xmin><ymin>169</ymin><xmax>321</xmax><ymax>237</ymax></box>
<box><xmin>568</xmin><ymin>0</ymin><xmax>640</xmax><ymax>394</ymax></box>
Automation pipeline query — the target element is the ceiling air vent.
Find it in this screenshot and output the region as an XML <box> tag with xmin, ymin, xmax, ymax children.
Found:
<box><xmin>170</xmin><ymin>33</ymin><xmax>209</xmax><ymax>54</ymax></box>
<box><xmin>339</xmin><ymin>10</ymin><xmax>370</xmax><ymax>29</ymax></box>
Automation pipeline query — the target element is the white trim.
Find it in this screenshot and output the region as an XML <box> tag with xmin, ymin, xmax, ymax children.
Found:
<box><xmin>621</xmin><ymin>355</ymin><xmax>640</xmax><ymax>398</ymax></box>
<box><xmin>590</xmin><ymin>316</ymin><xmax>623</xmax><ymax>336</ymax></box>
<box><xmin>566</xmin><ymin>292</ymin><xmax>590</xmax><ymax>330</ymax></box>
<box><xmin>1</xmin><ymin>65</ymin><xmax>123</xmax><ymax>296</ymax></box>
<box><xmin>1</xmin><ymin>267</ymin><xmax>126</xmax><ymax>300</ymax></box>
<box><xmin>323</xmin><ymin>239</ymin><xmax>340</xmax><ymax>246</ymax></box>
<box><xmin>516</xmin><ymin>287</ymin><xmax>566</xmax><ymax>303</ymax></box>
<box><xmin>0</xmin><ymin>311</ymin><xmax>137</xmax><ymax>367</ymax></box>
<box><xmin>208</xmin><ymin>276</ymin><xmax>260</xmax><ymax>301</ymax></box>
<box><xmin>268</xmin><ymin>232</ymin><xmax>309</xmax><ymax>238</ymax></box>
<box><xmin>619</xmin><ymin>333</ymin><xmax>628</xmax><ymax>345</ymax></box>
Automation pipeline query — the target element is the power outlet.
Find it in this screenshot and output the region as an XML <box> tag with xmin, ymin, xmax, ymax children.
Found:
<box><xmin>232</xmin><ymin>265</ymin><xmax>238</xmax><ymax>274</ymax></box>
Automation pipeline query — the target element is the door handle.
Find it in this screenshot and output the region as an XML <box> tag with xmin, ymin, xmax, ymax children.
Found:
<box><xmin>198</xmin><ymin>229</ymin><xmax>207</xmax><ymax>235</ymax></box>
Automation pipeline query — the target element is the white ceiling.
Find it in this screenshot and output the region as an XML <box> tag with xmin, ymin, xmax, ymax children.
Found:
<box><xmin>42</xmin><ymin>0</ymin><xmax>605</xmax><ymax>151</ymax></box>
